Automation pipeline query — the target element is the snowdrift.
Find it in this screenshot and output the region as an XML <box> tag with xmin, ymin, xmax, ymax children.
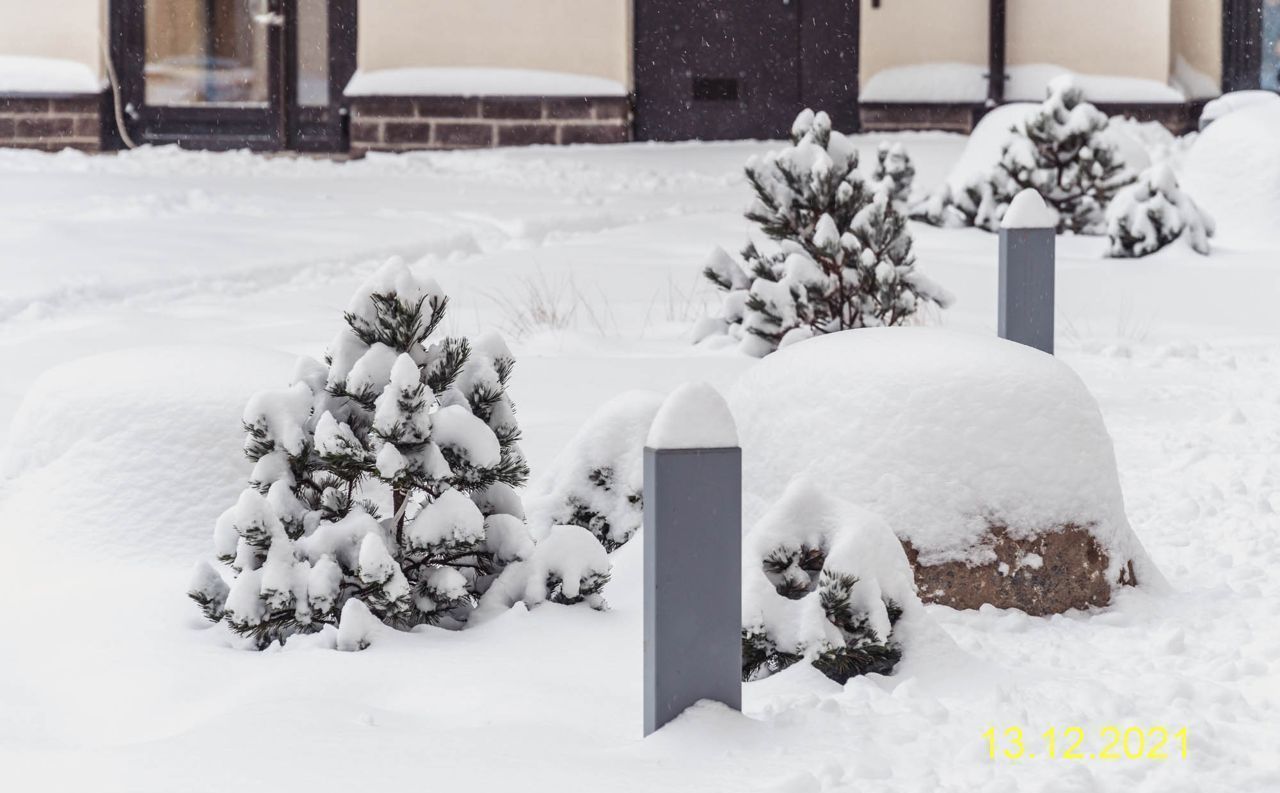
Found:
<box><xmin>731</xmin><ymin>328</ymin><xmax>1159</xmax><ymax>614</ymax></box>
<box><xmin>1183</xmin><ymin>98</ymin><xmax>1280</xmax><ymax>245</ymax></box>
<box><xmin>1</xmin><ymin>346</ymin><xmax>300</xmax><ymax>562</ymax></box>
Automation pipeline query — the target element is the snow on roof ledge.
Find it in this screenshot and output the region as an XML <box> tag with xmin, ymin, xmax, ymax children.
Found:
<box><xmin>344</xmin><ymin>67</ymin><xmax>627</xmax><ymax>98</ymax></box>
<box><xmin>0</xmin><ymin>55</ymin><xmax>100</xmax><ymax>94</ymax></box>
<box><xmin>647</xmin><ymin>382</ymin><xmax>738</xmax><ymax>450</ymax></box>
<box><xmin>1001</xmin><ymin>189</ymin><xmax>1057</xmax><ymax>229</ymax></box>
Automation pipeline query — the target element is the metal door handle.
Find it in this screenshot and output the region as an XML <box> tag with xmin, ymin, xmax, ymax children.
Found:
<box><xmin>254</xmin><ymin>12</ymin><xmax>284</xmax><ymax>26</ymax></box>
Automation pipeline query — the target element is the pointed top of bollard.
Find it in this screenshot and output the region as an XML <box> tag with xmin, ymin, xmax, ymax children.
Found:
<box><xmin>1001</xmin><ymin>188</ymin><xmax>1058</xmax><ymax>230</ymax></box>
<box><xmin>647</xmin><ymin>382</ymin><xmax>738</xmax><ymax>450</ymax></box>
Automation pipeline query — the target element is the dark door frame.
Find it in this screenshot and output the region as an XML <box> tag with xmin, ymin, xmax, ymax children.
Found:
<box><xmin>108</xmin><ymin>0</ymin><xmax>356</xmax><ymax>151</ymax></box>
<box><xmin>1223</xmin><ymin>0</ymin><xmax>1265</xmax><ymax>91</ymax></box>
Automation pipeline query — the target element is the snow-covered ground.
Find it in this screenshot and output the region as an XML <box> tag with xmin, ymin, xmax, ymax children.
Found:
<box><xmin>1</xmin><ymin>129</ymin><xmax>1278</xmax><ymax>792</ymax></box>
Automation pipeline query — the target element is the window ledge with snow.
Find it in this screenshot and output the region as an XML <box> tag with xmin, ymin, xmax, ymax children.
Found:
<box><xmin>860</xmin><ymin>62</ymin><xmax>1189</xmax><ymax>105</ymax></box>
<box><xmin>0</xmin><ymin>55</ymin><xmax>102</xmax><ymax>95</ymax></box>
<box><xmin>344</xmin><ymin>68</ymin><xmax>628</xmax><ymax>98</ymax></box>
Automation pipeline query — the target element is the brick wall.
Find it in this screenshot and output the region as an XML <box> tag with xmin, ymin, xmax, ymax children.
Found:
<box><xmin>0</xmin><ymin>94</ymin><xmax>102</xmax><ymax>152</ymax></box>
<box><xmin>348</xmin><ymin>95</ymin><xmax>630</xmax><ymax>154</ymax></box>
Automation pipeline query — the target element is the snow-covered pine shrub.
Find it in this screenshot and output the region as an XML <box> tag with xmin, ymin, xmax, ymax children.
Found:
<box><xmin>742</xmin><ymin>477</ymin><xmax>918</xmax><ymax>684</ymax></box>
<box><xmin>998</xmin><ymin>79</ymin><xmax>1133</xmax><ymax>234</ymax></box>
<box><xmin>1107</xmin><ymin>163</ymin><xmax>1214</xmax><ymax>257</ymax></box>
<box><xmin>475</xmin><ymin>524</ymin><xmax>612</xmax><ymax>620</ymax></box>
<box><xmin>190</xmin><ymin>260</ymin><xmax>607</xmax><ymax>649</ymax></box>
<box><xmin>914</xmin><ymin>79</ymin><xmax>1132</xmax><ymax>234</ymax></box>
<box><xmin>872</xmin><ymin>141</ymin><xmax>915</xmax><ymax>206</ymax></box>
<box><xmin>701</xmin><ymin>109</ymin><xmax>951</xmax><ymax>357</ymax></box>
<box><xmin>529</xmin><ymin>391</ymin><xmax>663</xmax><ymax>553</ymax></box>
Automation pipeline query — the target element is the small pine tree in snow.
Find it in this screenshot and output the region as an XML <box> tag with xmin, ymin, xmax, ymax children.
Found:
<box><xmin>532</xmin><ymin>391</ymin><xmax>661</xmax><ymax>553</ymax></box>
<box><xmin>914</xmin><ymin>79</ymin><xmax>1133</xmax><ymax>234</ymax></box>
<box><xmin>1106</xmin><ymin>163</ymin><xmax>1214</xmax><ymax>258</ymax></box>
<box><xmin>701</xmin><ymin>109</ymin><xmax>951</xmax><ymax>357</ymax></box>
<box><xmin>998</xmin><ymin>78</ymin><xmax>1132</xmax><ymax>234</ymax></box>
<box><xmin>742</xmin><ymin>479</ymin><xmax>916</xmax><ymax>684</ymax></box>
<box><xmin>872</xmin><ymin>142</ymin><xmax>915</xmax><ymax>206</ymax></box>
<box><xmin>191</xmin><ymin>259</ymin><xmax>605</xmax><ymax>649</ymax></box>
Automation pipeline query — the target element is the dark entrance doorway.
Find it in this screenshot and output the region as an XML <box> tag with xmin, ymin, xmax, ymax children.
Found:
<box><xmin>633</xmin><ymin>0</ymin><xmax>860</xmax><ymax>141</ymax></box>
<box><xmin>109</xmin><ymin>0</ymin><xmax>355</xmax><ymax>151</ymax></box>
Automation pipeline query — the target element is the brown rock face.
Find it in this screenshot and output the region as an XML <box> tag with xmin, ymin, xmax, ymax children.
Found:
<box><xmin>902</xmin><ymin>525</ymin><xmax>1139</xmax><ymax>616</ymax></box>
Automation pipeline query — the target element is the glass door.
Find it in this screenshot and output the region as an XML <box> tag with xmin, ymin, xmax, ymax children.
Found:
<box><xmin>144</xmin><ymin>0</ymin><xmax>276</xmax><ymax>107</ymax></box>
<box><xmin>111</xmin><ymin>0</ymin><xmax>355</xmax><ymax>151</ymax></box>
<box><xmin>115</xmin><ymin>0</ymin><xmax>287</xmax><ymax>150</ymax></box>
<box><xmin>1264</xmin><ymin>0</ymin><xmax>1280</xmax><ymax>90</ymax></box>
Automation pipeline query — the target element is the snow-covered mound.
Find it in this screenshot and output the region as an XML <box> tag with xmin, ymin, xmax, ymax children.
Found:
<box><xmin>0</xmin><ymin>346</ymin><xmax>299</xmax><ymax>562</ymax></box>
<box><xmin>1182</xmin><ymin>99</ymin><xmax>1280</xmax><ymax>244</ymax></box>
<box><xmin>1199</xmin><ymin>90</ymin><xmax>1280</xmax><ymax>126</ymax></box>
<box><xmin>730</xmin><ymin>328</ymin><xmax>1158</xmax><ymax>611</ymax></box>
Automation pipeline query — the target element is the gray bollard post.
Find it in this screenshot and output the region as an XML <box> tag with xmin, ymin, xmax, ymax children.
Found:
<box><xmin>998</xmin><ymin>188</ymin><xmax>1057</xmax><ymax>355</ymax></box>
<box><xmin>643</xmin><ymin>383</ymin><xmax>741</xmax><ymax>736</ymax></box>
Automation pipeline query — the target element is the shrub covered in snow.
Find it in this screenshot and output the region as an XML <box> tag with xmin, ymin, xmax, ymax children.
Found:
<box><xmin>1107</xmin><ymin>163</ymin><xmax>1215</xmax><ymax>258</ymax></box>
<box><xmin>527</xmin><ymin>391</ymin><xmax>663</xmax><ymax>553</ymax></box>
<box><xmin>915</xmin><ymin>79</ymin><xmax>1133</xmax><ymax>234</ymax></box>
<box><xmin>743</xmin><ymin>478</ymin><xmax>918</xmax><ymax>683</ymax></box>
<box><xmin>476</xmin><ymin>524</ymin><xmax>612</xmax><ymax>619</ymax></box>
<box><xmin>190</xmin><ymin>259</ymin><xmax>609</xmax><ymax>649</ymax></box>
<box><xmin>699</xmin><ymin>109</ymin><xmax>951</xmax><ymax>357</ymax></box>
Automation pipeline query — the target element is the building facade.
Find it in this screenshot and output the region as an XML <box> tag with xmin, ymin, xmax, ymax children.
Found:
<box><xmin>0</xmin><ymin>0</ymin><xmax>1276</xmax><ymax>153</ymax></box>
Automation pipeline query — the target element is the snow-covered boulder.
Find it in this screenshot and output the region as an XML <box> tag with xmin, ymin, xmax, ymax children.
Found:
<box><xmin>730</xmin><ymin>328</ymin><xmax>1159</xmax><ymax>615</ymax></box>
<box><xmin>0</xmin><ymin>346</ymin><xmax>300</xmax><ymax>562</ymax></box>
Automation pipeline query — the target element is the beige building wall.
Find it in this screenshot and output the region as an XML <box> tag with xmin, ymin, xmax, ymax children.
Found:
<box><xmin>859</xmin><ymin>0</ymin><xmax>988</xmax><ymax>83</ymax></box>
<box><xmin>0</xmin><ymin>0</ymin><xmax>103</xmax><ymax>77</ymax></box>
<box><xmin>358</xmin><ymin>0</ymin><xmax>632</xmax><ymax>86</ymax></box>
<box><xmin>1007</xmin><ymin>0</ymin><xmax>1171</xmax><ymax>81</ymax></box>
<box><xmin>1171</xmin><ymin>0</ymin><xmax>1223</xmax><ymax>85</ymax></box>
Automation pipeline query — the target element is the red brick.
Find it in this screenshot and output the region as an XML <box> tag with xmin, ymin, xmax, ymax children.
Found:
<box><xmin>433</xmin><ymin>122</ymin><xmax>494</xmax><ymax>147</ymax></box>
<box><xmin>16</xmin><ymin>116</ymin><xmax>74</xmax><ymax>139</ymax></box>
<box><xmin>382</xmin><ymin>121</ymin><xmax>432</xmax><ymax>144</ymax></box>
<box><xmin>542</xmin><ymin>97</ymin><xmax>594</xmax><ymax>120</ymax></box>
<box><xmin>497</xmin><ymin>124</ymin><xmax>558</xmax><ymax>146</ymax></box>
<box><xmin>0</xmin><ymin>97</ymin><xmax>50</xmax><ymax>113</ymax></box>
<box><xmin>350</xmin><ymin>96</ymin><xmax>417</xmax><ymax>118</ymax></box>
<box><xmin>50</xmin><ymin>95</ymin><xmax>100</xmax><ymax>114</ymax></box>
<box><xmin>559</xmin><ymin>123</ymin><xmax>629</xmax><ymax>145</ymax></box>
<box><xmin>590</xmin><ymin>98</ymin><xmax>631</xmax><ymax>121</ymax></box>
<box><xmin>74</xmin><ymin>116</ymin><xmax>100</xmax><ymax>138</ymax></box>
<box><xmin>480</xmin><ymin>97</ymin><xmax>543</xmax><ymax>120</ymax></box>
<box><xmin>349</xmin><ymin>120</ymin><xmax>382</xmax><ymax>144</ymax></box>
<box><xmin>415</xmin><ymin>96</ymin><xmax>480</xmax><ymax>118</ymax></box>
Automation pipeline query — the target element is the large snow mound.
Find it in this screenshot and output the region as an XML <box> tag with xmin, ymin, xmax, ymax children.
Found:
<box><xmin>0</xmin><ymin>346</ymin><xmax>299</xmax><ymax>562</ymax></box>
<box><xmin>729</xmin><ymin>328</ymin><xmax>1155</xmax><ymax>584</ymax></box>
<box><xmin>345</xmin><ymin>67</ymin><xmax>627</xmax><ymax>97</ymax></box>
<box><xmin>0</xmin><ymin>55</ymin><xmax>100</xmax><ymax>94</ymax></box>
<box><xmin>1182</xmin><ymin>99</ymin><xmax>1280</xmax><ymax>244</ymax></box>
